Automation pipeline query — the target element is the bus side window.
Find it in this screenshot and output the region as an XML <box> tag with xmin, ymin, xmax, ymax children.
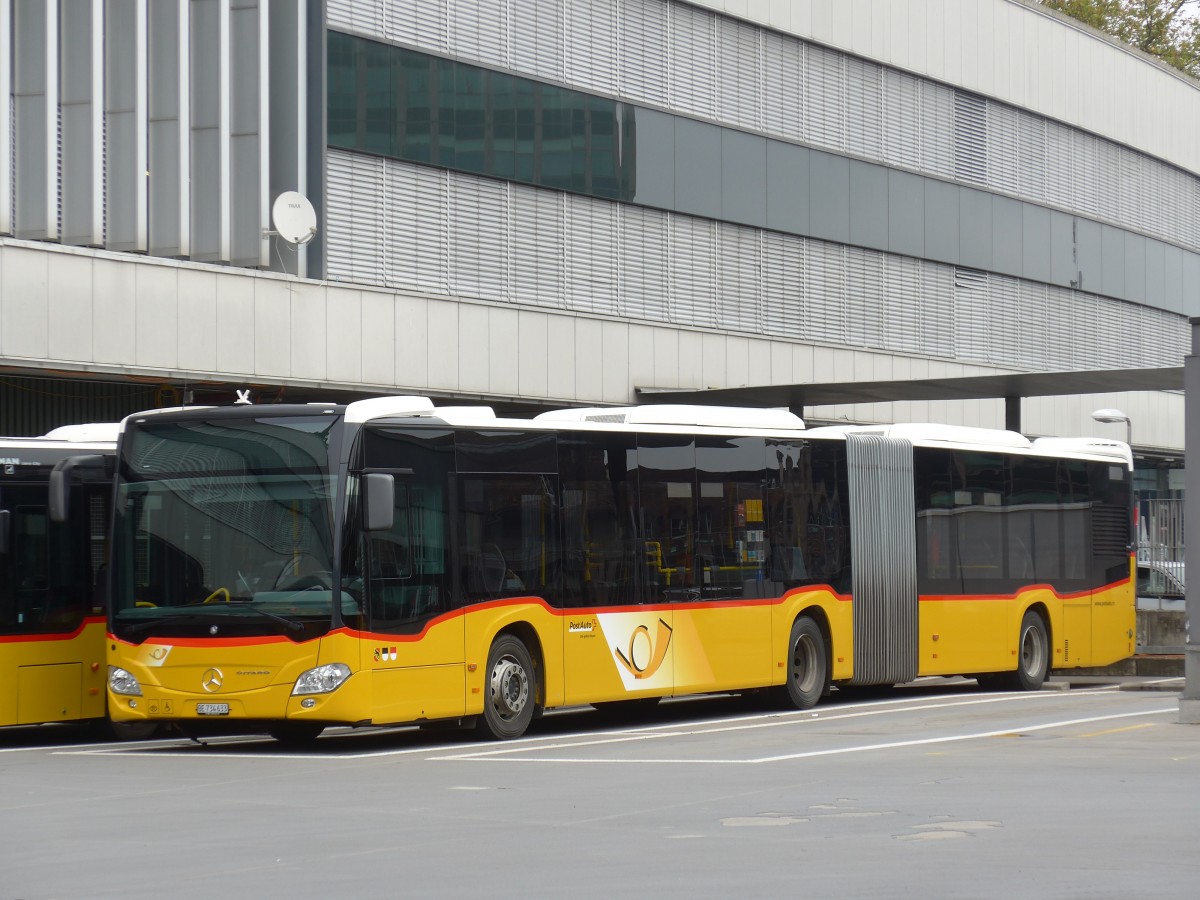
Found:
<box><xmin>366</xmin><ymin>480</ymin><xmax>449</xmax><ymax>632</ymax></box>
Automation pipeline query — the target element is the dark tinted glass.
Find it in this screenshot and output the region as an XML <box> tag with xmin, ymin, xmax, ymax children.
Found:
<box><xmin>914</xmin><ymin>448</ymin><xmax>1101</xmax><ymax>596</ymax></box>
<box><xmin>459</xmin><ymin>475</ymin><xmax>559</xmax><ymax>604</ymax></box>
<box><xmin>454</xmin><ymin>430</ymin><xmax>557</xmax><ymax>474</ymax></box>
<box><xmin>696</xmin><ymin>436</ymin><xmax>767</xmax><ymax>599</ymax></box>
<box><xmin>359</xmin><ymin>428</ymin><xmax>454</xmax><ymax>633</ymax></box>
<box><xmin>638</xmin><ymin>434</ymin><xmax>696</xmax><ymax>604</ymax></box>
<box><xmin>0</xmin><ymin>479</ymin><xmax>101</xmax><ymax>635</ymax></box>
<box><xmin>558</xmin><ymin>433</ymin><xmax>641</xmax><ymax>608</ymax></box>
<box><xmin>327</xmin><ymin>32</ymin><xmax>635</xmax><ymax>202</ymax></box>
<box><xmin>765</xmin><ymin>440</ymin><xmax>851</xmax><ymax>595</ymax></box>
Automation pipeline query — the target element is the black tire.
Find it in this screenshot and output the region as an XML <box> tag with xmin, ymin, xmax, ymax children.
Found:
<box><xmin>780</xmin><ymin>616</ymin><xmax>828</xmax><ymax>710</ymax></box>
<box><xmin>591</xmin><ymin>697</ymin><xmax>662</xmax><ymax>720</ymax></box>
<box><xmin>1011</xmin><ymin>609</ymin><xmax>1050</xmax><ymax>691</ymax></box>
<box><xmin>267</xmin><ymin>722</ymin><xmax>325</xmax><ymax>744</ymax></box>
<box><xmin>92</xmin><ymin>718</ymin><xmax>158</xmax><ymax>742</ymax></box>
<box><xmin>980</xmin><ymin>610</ymin><xmax>1049</xmax><ymax>692</ymax></box>
<box><xmin>476</xmin><ymin>635</ymin><xmax>538</xmax><ymax>740</ymax></box>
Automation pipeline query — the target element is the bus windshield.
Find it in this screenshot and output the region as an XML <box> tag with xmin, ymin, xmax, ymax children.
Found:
<box><xmin>110</xmin><ymin>414</ymin><xmax>349</xmax><ymax>643</ymax></box>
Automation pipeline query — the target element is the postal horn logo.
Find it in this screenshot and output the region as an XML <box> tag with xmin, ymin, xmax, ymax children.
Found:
<box><xmin>614</xmin><ymin>618</ymin><xmax>673</xmax><ymax>679</ymax></box>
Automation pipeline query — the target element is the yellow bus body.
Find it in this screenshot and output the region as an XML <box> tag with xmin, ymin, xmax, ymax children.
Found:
<box><xmin>108</xmin><ymin>569</ymin><xmax>1131</xmax><ymax>731</ymax></box>
<box><xmin>1</xmin><ymin>618</ymin><xmax>107</xmax><ymax>727</ymax></box>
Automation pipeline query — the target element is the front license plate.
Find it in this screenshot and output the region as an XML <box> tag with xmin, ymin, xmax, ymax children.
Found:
<box><xmin>196</xmin><ymin>703</ymin><xmax>230</xmax><ymax>716</ymax></box>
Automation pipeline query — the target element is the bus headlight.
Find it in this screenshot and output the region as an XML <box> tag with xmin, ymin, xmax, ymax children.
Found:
<box><xmin>109</xmin><ymin>666</ymin><xmax>143</xmax><ymax>696</ymax></box>
<box><xmin>292</xmin><ymin>663</ymin><xmax>351</xmax><ymax>696</ymax></box>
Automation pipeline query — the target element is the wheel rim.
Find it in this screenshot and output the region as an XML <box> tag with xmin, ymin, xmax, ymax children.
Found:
<box><xmin>488</xmin><ymin>654</ymin><xmax>529</xmax><ymax>722</ymax></box>
<box><xmin>1019</xmin><ymin>622</ymin><xmax>1046</xmax><ymax>677</ymax></box>
<box><xmin>791</xmin><ymin>632</ymin><xmax>820</xmax><ymax>694</ymax></box>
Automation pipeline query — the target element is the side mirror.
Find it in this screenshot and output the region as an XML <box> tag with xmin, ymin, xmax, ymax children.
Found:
<box><xmin>364</xmin><ymin>472</ymin><xmax>395</xmax><ymax>532</ymax></box>
<box><xmin>48</xmin><ymin>454</ymin><xmax>108</xmax><ymax>523</ymax></box>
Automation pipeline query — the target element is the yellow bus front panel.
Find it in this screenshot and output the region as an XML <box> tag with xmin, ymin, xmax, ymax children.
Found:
<box><xmin>1</xmin><ymin>619</ymin><xmax>107</xmax><ymax>727</ymax></box>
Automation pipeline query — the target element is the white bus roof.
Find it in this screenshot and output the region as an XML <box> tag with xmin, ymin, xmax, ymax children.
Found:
<box><xmin>40</xmin><ymin>423</ymin><xmax>122</xmax><ymax>442</ymax></box>
<box><xmin>534</xmin><ymin>404</ymin><xmax>805</xmax><ymax>431</ymax></box>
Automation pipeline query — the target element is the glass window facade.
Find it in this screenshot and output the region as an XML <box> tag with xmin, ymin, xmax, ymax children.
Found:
<box><xmin>328</xmin><ymin>31</ymin><xmax>636</xmax><ymax>201</ymax></box>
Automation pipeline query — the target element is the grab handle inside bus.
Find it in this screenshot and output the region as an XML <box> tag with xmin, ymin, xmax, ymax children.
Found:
<box><xmin>48</xmin><ymin>454</ymin><xmax>108</xmax><ymax>523</ymax></box>
<box><xmin>364</xmin><ymin>472</ymin><xmax>396</xmax><ymax>532</ymax></box>
<box><xmin>0</xmin><ymin>509</ymin><xmax>8</xmax><ymax>554</ymax></box>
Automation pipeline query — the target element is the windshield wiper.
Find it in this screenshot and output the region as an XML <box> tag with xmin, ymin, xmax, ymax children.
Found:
<box><xmin>228</xmin><ymin>605</ymin><xmax>305</xmax><ymax>635</ymax></box>
<box><xmin>118</xmin><ymin>605</ymin><xmax>305</xmax><ymax>638</ymax></box>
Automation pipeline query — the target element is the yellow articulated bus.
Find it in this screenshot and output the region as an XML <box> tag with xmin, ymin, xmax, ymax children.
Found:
<box><xmin>1</xmin><ymin>425</ymin><xmax>118</xmax><ymax>732</ymax></box>
<box><xmin>88</xmin><ymin>397</ymin><xmax>1133</xmax><ymax>743</ymax></box>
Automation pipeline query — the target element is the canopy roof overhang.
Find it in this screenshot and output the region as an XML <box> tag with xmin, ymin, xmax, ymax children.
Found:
<box><xmin>636</xmin><ymin>366</ymin><xmax>1184</xmax><ymax>435</ymax></box>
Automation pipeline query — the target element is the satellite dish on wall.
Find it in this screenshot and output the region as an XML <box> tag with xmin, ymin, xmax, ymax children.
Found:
<box><xmin>271</xmin><ymin>191</ymin><xmax>318</xmax><ymax>245</ymax></box>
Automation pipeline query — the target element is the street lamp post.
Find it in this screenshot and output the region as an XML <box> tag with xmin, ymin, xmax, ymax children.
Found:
<box><xmin>1091</xmin><ymin>408</ymin><xmax>1132</xmax><ymax>448</ymax></box>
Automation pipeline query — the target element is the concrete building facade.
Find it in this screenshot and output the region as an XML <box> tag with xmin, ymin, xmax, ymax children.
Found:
<box><xmin>0</xmin><ymin>0</ymin><xmax>1192</xmax><ymax>465</ymax></box>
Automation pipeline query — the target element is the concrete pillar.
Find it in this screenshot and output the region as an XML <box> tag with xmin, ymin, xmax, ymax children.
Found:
<box><xmin>1181</xmin><ymin>318</ymin><xmax>1200</xmax><ymax>723</ymax></box>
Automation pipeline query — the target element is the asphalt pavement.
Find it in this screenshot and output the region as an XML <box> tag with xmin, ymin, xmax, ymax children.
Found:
<box><xmin>1</xmin><ymin>676</ymin><xmax>1197</xmax><ymax>899</ymax></box>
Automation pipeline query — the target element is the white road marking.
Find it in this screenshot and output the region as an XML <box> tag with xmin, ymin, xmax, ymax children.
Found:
<box><xmin>45</xmin><ymin>688</ymin><xmax>1172</xmax><ymax>763</ymax></box>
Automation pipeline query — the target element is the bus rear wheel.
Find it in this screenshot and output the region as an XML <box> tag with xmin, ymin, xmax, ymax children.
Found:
<box><xmin>781</xmin><ymin>616</ymin><xmax>828</xmax><ymax>710</ymax></box>
<box><xmin>1011</xmin><ymin>610</ymin><xmax>1050</xmax><ymax>691</ymax></box>
<box><xmin>476</xmin><ymin>635</ymin><xmax>537</xmax><ymax>740</ymax></box>
<box><xmin>980</xmin><ymin>610</ymin><xmax>1049</xmax><ymax>692</ymax></box>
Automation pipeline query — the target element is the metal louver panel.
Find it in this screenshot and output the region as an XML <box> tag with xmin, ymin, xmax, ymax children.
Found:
<box><xmin>1017</xmin><ymin>113</ymin><xmax>1047</xmax><ymax>201</ymax></box>
<box><xmin>567</xmin><ymin>0</ymin><xmax>617</xmax><ymax>93</ymax></box>
<box><xmin>884</xmin><ymin>255</ymin><xmax>922</xmax><ymax>354</ymax></box>
<box><xmin>952</xmin><ymin>265</ymin><xmax>990</xmax><ymax>362</ymax></box>
<box><xmin>618</xmin><ymin>0</ymin><xmax>667</xmax><ymax>105</ymax></box>
<box><xmin>1072</xmin><ymin>131</ymin><xmax>1100</xmax><ymax>220</ymax></box>
<box><xmin>1016</xmin><ymin>281</ymin><xmax>1050</xmax><ymax>368</ymax></box>
<box><xmin>715</xmin><ymin>223</ymin><xmax>761</xmax><ymax>332</ymax></box>
<box><xmin>803</xmin><ymin>44</ymin><xmax>846</xmax><ymax>152</ymax></box>
<box><xmin>668</xmin><ymin>2</ymin><xmax>715</xmax><ymax>119</ymax></box>
<box><xmin>762</xmin><ymin>230</ymin><xmax>805</xmax><ymax>340</ymax></box>
<box><xmin>511</xmin><ymin>0</ymin><xmax>563</xmax><ymax>82</ymax></box>
<box><xmin>846</xmin><ymin>246</ymin><xmax>884</xmax><ymax>350</ymax></box>
<box><xmin>882</xmin><ymin>68</ymin><xmax>921</xmax><ymax>171</ymax></box>
<box><xmin>919</xmin><ymin>81</ymin><xmax>955</xmax><ymax>179</ymax></box>
<box><xmin>618</xmin><ymin>204</ymin><xmax>669</xmax><ymax>321</ymax></box>
<box><xmin>846</xmin><ymin>57</ymin><xmax>882</xmax><ymax>160</ymax></box>
<box><xmin>985</xmin><ymin>274</ymin><xmax>1019</xmax><ymax>365</ymax></box>
<box><xmin>449</xmin><ymin>173</ymin><xmax>509</xmax><ymax>302</ymax></box>
<box><xmin>323</xmin><ymin>152</ymin><xmax>1190</xmax><ymax>373</ymax></box>
<box><xmin>715</xmin><ymin>16</ymin><xmax>760</xmax><ymax>131</ymax></box>
<box><xmin>763</xmin><ymin>31</ymin><xmax>801</xmax><ymax>141</ymax></box>
<box><xmin>807</xmin><ymin>239</ymin><xmax>847</xmax><ymax>345</ymax></box>
<box><xmin>325</xmin><ymin>0</ymin><xmax>387</xmax><ymax>40</ymax></box>
<box><xmin>385</xmin><ymin>161</ymin><xmax>449</xmax><ymax>295</ymax></box>
<box><xmin>846</xmin><ymin>433</ymin><xmax>917</xmax><ymax>686</ymax></box>
<box><xmin>389</xmin><ymin>0</ymin><xmax>447</xmax><ymax>52</ymax></box>
<box><xmin>668</xmin><ymin>214</ymin><xmax>717</xmax><ymax>326</ymax></box>
<box><xmin>952</xmin><ymin>91</ymin><xmax>986</xmax><ymax>185</ymax></box>
<box><xmin>511</xmin><ymin>185</ymin><xmax>564</xmax><ymax>309</ymax></box>
<box><xmin>324</xmin><ymin>149</ymin><xmax>387</xmax><ymax>286</ymax></box>
<box><xmin>985</xmin><ymin>102</ymin><xmax>1019</xmax><ymax>196</ymax></box>
<box><xmin>565</xmin><ymin>194</ymin><xmax>619</xmax><ymax>315</ymax></box>
<box><xmin>449</xmin><ymin>0</ymin><xmax>508</xmax><ymax>68</ymax></box>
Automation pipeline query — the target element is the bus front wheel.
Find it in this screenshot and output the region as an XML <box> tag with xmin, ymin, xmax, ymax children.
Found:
<box><xmin>782</xmin><ymin>616</ymin><xmax>828</xmax><ymax>710</ymax></box>
<box><xmin>476</xmin><ymin>635</ymin><xmax>537</xmax><ymax>740</ymax></box>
